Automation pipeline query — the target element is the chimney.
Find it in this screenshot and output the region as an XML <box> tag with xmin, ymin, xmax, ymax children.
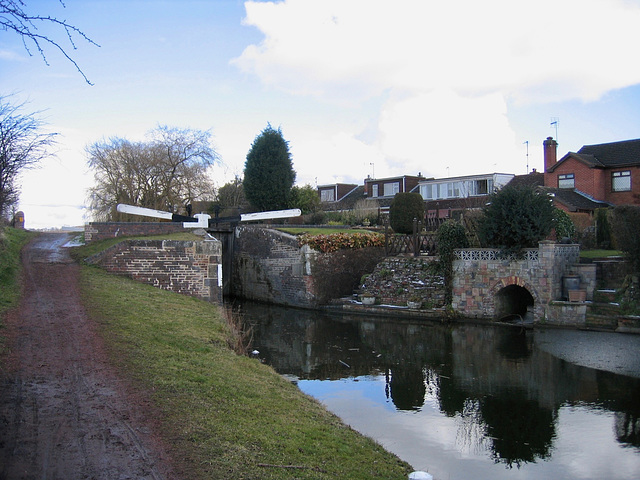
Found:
<box><xmin>543</xmin><ymin>137</ymin><xmax>557</xmax><ymax>172</ymax></box>
<box><xmin>543</xmin><ymin>137</ymin><xmax>557</xmax><ymax>187</ymax></box>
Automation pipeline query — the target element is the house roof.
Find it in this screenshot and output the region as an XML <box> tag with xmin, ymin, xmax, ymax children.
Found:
<box><xmin>552</xmin><ymin>138</ymin><xmax>640</xmax><ymax>171</ymax></box>
<box><xmin>507</xmin><ymin>172</ymin><xmax>544</xmax><ymax>188</ymax></box>
<box><xmin>547</xmin><ymin>188</ymin><xmax>610</xmax><ymax>212</ymax></box>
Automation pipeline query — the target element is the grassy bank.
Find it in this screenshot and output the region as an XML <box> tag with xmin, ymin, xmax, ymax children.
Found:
<box><xmin>0</xmin><ymin>227</ymin><xmax>32</xmax><ymax>316</ymax></box>
<box><xmin>75</xmin><ymin>240</ymin><xmax>411</xmax><ymax>479</ymax></box>
<box><xmin>0</xmin><ymin>227</ymin><xmax>33</xmax><ymax>354</ymax></box>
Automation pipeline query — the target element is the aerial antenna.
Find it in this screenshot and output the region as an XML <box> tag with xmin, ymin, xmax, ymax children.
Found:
<box><xmin>369</xmin><ymin>162</ymin><xmax>375</xmax><ymax>179</ymax></box>
<box><xmin>523</xmin><ymin>140</ymin><xmax>529</xmax><ymax>173</ymax></box>
<box><xmin>550</xmin><ymin>117</ymin><xmax>559</xmax><ymax>143</ymax></box>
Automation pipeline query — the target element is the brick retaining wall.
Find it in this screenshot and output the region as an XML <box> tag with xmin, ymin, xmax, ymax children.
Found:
<box><xmin>87</xmin><ymin>238</ymin><xmax>222</xmax><ymax>303</ymax></box>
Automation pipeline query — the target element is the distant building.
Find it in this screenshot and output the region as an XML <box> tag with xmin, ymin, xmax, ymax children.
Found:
<box><xmin>317</xmin><ymin>183</ymin><xmax>359</xmax><ymax>203</ymax></box>
<box><xmin>417</xmin><ymin>173</ymin><xmax>514</xmax><ymax>220</ymax></box>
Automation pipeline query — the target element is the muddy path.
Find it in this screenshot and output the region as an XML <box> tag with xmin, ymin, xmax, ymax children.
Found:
<box><xmin>0</xmin><ymin>233</ymin><xmax>177</xmax><ymax>480</ymax></box>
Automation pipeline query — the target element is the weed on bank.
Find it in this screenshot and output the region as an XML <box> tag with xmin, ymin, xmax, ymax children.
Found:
<box><xmin>78</xmin><ymin>262</ymin><xmax>411</xmax><ymax>479</ymax></box>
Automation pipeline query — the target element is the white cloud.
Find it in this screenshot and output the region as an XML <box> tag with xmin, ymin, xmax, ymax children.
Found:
<box><xmin>235</xmin><ymin>0</ymin><xmax>640</xmax><ymax>181</ymax></box>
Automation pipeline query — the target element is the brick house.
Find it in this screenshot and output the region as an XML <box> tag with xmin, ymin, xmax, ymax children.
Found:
<box><xmin>544</xmin><ymin>137</ymin><xmax>640</xmax><ymax>208</ymax></box>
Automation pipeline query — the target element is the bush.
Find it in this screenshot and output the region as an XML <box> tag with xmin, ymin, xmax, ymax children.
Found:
<box><xmin>553</xmin><ymin>208</ymin><xmax>576</xmax><ymax>241</ymax></box>
<box><xmin>595</xmin><ymin>207</ymin><xmax>612</xmax><ymax>249</ymax></box>
<box><xmin>436</xmin><ymin>220</ymin><xmax>469</xmax><ymax>305</ymax></box>
<box><xmin>609</xmin><ymin>205</ymin><xmax>640</xmax><ymax>274</ymax></box>
<box><xmin>478</xmin><ymin>185</ymin><xmax>555</xmax><ymax>254</ymax></box>
<box><xmin>389</xmin><ymin>192</ymin><xmax>425</xmax><ymax>234</ymax></box>
<box><xmin>298</xmin><ymin>232</ymin><xmax>385</xmax><ymax>253</ymax></box>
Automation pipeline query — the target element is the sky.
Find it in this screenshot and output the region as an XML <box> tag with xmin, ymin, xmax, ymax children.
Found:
<box><xmin>2</xmin><ymin>0</ymin><xmax>640</xmax><ymax>229</ymax></box>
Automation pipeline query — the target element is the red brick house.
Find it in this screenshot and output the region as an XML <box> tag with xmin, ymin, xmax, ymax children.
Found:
<box><xmin>544</xmin><ymin>137</ymin><xmax>640</xmax><ymax>208</ymax></box>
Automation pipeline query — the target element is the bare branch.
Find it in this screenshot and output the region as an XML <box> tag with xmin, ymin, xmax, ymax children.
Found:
<box><xmin>1</xmin><ymin>0</ymin><xmax>99</xmax><ymax>84</ymax></box>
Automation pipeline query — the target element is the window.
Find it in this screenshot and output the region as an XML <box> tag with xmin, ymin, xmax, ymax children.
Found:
<box><xmin>612</xmin><ymin>171</ymin><xmax>631</xmax><ymax>192</ymax></box>
<box><xmin>470</xmin><ymin>179</ymin><xmax>491</xmax><ymax>196</ymax></box>
<box><xmin>420</xmin><ymin>184</ymin><xmax>433</xmax><ymax>200</ymax></box>
<box><xmin>446</xmin><ymin>182</ymin><xmax>461</xmax><ymax>198</ymax></box>
<box><xmin>371</xmin><ymin>184</ymin><xmax>379</xmax><ymax>197</ymax></box>
<box><xmin>320</xmin><ymin>189</ymin><xmax>335</xmax><ymax>202</ymax></box>
<box><xmin>558</xmin><ymin>173</ymin><xmax>575</xmax><ymax>189</ymax></box>
<box><xmin>383</xmin><ymin>182</ymin><xmax>400</xmax><ymax>196</ymax></box>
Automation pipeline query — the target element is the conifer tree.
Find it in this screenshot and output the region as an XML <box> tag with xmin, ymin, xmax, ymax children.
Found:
<box><xmin>243</xmin><ymin>125</ymin><xmax>296</xmax><ymax>211</ymax></box>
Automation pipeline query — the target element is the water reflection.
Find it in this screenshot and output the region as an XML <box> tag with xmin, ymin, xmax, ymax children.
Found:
<box><xmin>237</xmin><ymin>301</ymin><xmax>640</xmax><ymax>478</ymax></box>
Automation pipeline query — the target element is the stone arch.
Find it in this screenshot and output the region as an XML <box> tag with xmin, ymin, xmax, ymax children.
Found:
<box><xmin>487</xmin><ymin>277</ymin><xmax>541</xmax><ymax>321</ymax></box>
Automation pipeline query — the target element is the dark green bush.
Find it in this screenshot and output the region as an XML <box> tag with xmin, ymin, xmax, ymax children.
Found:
<box><xmin>436</xmin><ymin>220</ymin><xmax>469</xmax><ymax>305</ymax></box>
<box><xmin>595</xmin><ymin>207</ymin><xmax>611</xmax><ymax>249</ymax></box>
<box><xmin>389</xmin><ymin>192</ymin><xmax>425</xmax><ymax>234</ymax></box>
<box><xmin>609</xmin><ymin>205</ymin><xmax>640</xmax><ymax>274</ymax></box>
<box><xmin>478</xmin><ymin>185</ymin><xmax>554</xmax><ymax>254</ymax></box>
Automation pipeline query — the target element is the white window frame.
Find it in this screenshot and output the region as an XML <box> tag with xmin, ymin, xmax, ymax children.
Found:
<box><xmin>612</xmin><ymin>170</ymin><xmax>631</xmax><ymax>192</ymax></box>
<box><xmin>558</xmin><ymin>173</ymin><xmax>575</xmax><ymax>189</ymax></box>
<box><xmin>320</xmin><ymin>189</ymin><xmax>335</xmax><ymax>202</ymax></box>
<box><xmin>383</xmin><ymin>182</ymin><xmax>400</xmax><ymax>197</ymax></box>
<box><xmin>371</xmin><ymin>184</ymin><xmax>379</xmax><ymax>197</ymax></box>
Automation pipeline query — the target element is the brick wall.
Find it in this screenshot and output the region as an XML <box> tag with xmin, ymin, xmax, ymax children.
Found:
<box><xmin>86</xmin><ymin>238</ymin><xmax>222</xmax><ymax>303</ymax></box>
<box><xmin>85</xmin><ymin>222</ymin><xmax>188</xmax><ymax>243</ymax></box>
<box><xmin>232</xmin><ymin>227</ymin><xmax>316</xmax><ymax>307</ymax></box>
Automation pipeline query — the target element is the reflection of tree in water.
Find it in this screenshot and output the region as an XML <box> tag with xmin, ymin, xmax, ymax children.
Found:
<box><xmin>455</xmin><ymin>398</ymin><xmax>491</xmax><ymax>456</ymax></box>
<box><xmin>387</xmin><ymin>367</ymin><xmax>426</xmax><ymax>410</ymax></box>
<box><xmin>480</xmin><ymin>392</ymin><xmax>556</xmax><ymax>468</ymax></box>
<box><xmin>614</xmin><ymin>412</ymin><xmax>640</xmax><ymax>448</ymax></box>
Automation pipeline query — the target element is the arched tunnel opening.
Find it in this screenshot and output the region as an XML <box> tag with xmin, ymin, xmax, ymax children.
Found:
<box><xmin>494</xmin><ymin>284</ymin><xmax>534</xmax><ymax>322</ymax></box>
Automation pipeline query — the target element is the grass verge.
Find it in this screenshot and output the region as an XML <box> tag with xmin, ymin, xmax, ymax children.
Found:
<box><xmin>0</xmin><ymin>227</ymin><xmax>33</xmax><ymax>353</ymax></box>
<box><xmin>76</xmin><ymin>245</ymin><xmax>411</xmax><ymax>479</ymax></box>
<box><xmin>579</xmin><ymin>249</ymin><xmax>623</xmax><ymax>259</ymax></box>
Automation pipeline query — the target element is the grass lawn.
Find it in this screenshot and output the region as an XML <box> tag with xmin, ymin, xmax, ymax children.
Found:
<box><xmin>579</xmin><ymin>249</ymin><xmax>624</xmax><ymax>259</ymax></box>
<box><xmin>74</xmin><ymin>238</ymin><xmax>411</xmax><ymax>479</ymax></box>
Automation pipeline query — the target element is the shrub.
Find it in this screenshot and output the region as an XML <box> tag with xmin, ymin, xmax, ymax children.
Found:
<box><xmin>478</xmin><ymin>185</ymin><xmax>554</xmax><ymax>254</ymax></box>
<box><xmin>389</xmin><ymin>192</ymin><xmax>425</xmax><ymax>234</ymax></box>
<box><xmin>609</xmin><ymin>205</ymin><xmax>640</xmax><ymax>274</ymax></box>
<box><xmin>595</xmin><ymin>207</ymin><xmax>612</xmax><ymax>249</ymax></box>
<box><xmin>436</xmin><ymin>220</ymin><xmax>469</xmax><ymax>305</ymax></box>
<box><xmin>298</xmin><ymin>232</ymin><xmax>384</xmax><ymax>253</ymax></box>
<box><xmin>553</xmin><ymin>208</ymin><xmax>576</xmax><ymax>241</ymax></box>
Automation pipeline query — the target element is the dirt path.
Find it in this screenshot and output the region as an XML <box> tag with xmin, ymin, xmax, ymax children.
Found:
<box><xmin>0</xmin><ymin>233</ymin><xmax>177</xmax><ymax>480</ymax></box>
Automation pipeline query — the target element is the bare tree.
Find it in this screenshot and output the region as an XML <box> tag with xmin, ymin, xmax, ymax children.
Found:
<box><xmin>0</xmin><ymin>95</ymin><xmax>57</xmax><ymax>220</ymax></box>
<box><xmin>1</xmin><ymin>0</ymin><xmax>98</xmax><ymax>84</ymax></box>
<box><xmin>86</xmin><ymin>126</ymin><xmax>219</xmax><ymax>221</ymax></box>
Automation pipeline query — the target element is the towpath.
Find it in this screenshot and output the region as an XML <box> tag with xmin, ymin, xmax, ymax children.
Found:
<box><xmin>0</xmin><ymin>232</ymin><xmax>177</xmax><ymax>480</ymax></box>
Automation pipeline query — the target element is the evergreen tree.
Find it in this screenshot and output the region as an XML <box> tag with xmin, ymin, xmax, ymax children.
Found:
<box><xmin>243</xmin><ymin>125</ymin><xmax>296</xmax><ymax>211</ymax></box>
<box><xmin>478</xmin><ymin>185</ymin><xmax>555</xmax><ymax>254</ymax></box>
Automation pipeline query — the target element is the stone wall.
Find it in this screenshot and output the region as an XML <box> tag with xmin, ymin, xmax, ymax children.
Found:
<box><xmin>87</xmin><ymin>238</ymin><xmax>222</xmax><ymax>303</ymax></box>
<box><xmin>85</xmin><ymin>222</ymin><xmax>188</xmax><ymax>243</ymax></box>
<box><xmin>361</xmin><ymin>256</ymin><xmax>446</xmax><ymax>307</ymax></box>
<box><xmin>451</xmin><ymin>242</ymin><xmax>591</xmax><ymax>321</ymax></box>
<box><xmin>231</xmin><ymin>227</ymin><xmax>316</xmax><ymax>307</ymax></box>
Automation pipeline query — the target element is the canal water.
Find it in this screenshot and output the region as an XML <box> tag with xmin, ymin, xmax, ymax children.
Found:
<box><xmin>238</xmin><ymin>301</ymin><xmax>640</xmax><ymax>480</ymax></box>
